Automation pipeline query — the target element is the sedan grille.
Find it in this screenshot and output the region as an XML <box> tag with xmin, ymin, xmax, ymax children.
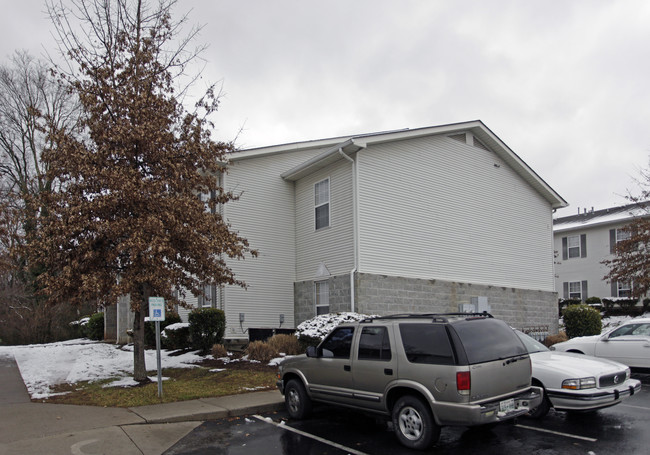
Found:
<box><xmin>599</xmin><ymin>371</ymin><xmax>627</xmax><ymax>388</ymax></box>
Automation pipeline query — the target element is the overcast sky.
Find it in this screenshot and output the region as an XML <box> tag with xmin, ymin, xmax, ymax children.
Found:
<box><xmin>2</xmin><ymin>0</ymin><xmax>649</xmax><ymax>215</ymax></box>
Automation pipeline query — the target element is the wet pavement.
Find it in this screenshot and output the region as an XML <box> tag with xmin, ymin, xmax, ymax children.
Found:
<box><xmin>165</xmin><ymin>372</ymin><xmax>650</xmax><ymax>455</ymax></box>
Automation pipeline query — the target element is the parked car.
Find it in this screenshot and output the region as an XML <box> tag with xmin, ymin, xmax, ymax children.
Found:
<box><xmin>277</xmin><ymin>313</ymin><xmax>542</xmax><ymax>450</ymax></box>
<box><xmin>550</xmin><ymin>318</ymin><xmax>650</xmax><ymax>371</ymax></box>
<box><xmin>515</xmin><ymin>330</ymin><xmax>641</xmax><ymax>418</ymax></box>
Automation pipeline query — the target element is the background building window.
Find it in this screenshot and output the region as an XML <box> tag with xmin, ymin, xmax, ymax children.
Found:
<box><xmin>562</xmin><ymin>234</ymin><xmax>587</xmax><ymax>260</ymax></box>
<box><xmin>315</xmin><ymin>280</ymin><xmax>329</xmax><ymax>315</ymax></box>
<box><xmin>568</xmin><ymin>281</ymin><xmax>582</xmax><ymax>299</ymax></box>
<box><xmin>564</xmin><ymin>280</ymin><xmax>588</xmax><ymax>300</ymax></box>
<box><xmin>314</xmin><ymin>178</ymin><xmax>330</xmax><ymax>230</ymax></box>
<box><xmin>617</xmin><ymin>281</ymin><xmax>632</xmax><ymax>298</ymax></box>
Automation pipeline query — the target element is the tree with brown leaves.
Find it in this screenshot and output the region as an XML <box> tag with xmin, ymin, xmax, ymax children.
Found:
<box><xmin>30</xmin><ymin>0</ymin><xmax>256</xmax><ymax>381</ymax></box>
<box><xmin>602</xmin><ymin>166</ymin><xmax>650</xmax><ymax>299</ymax></box>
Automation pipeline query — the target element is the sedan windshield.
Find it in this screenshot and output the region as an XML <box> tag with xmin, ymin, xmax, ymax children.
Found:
<box><xmin>515</xmin><ymin>330</ymin><xmax>549</xmax><ymax>354</ymax></box>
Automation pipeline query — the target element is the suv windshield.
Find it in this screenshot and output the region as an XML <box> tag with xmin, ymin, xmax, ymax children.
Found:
<box><xmin>451</xmin><ymin>318</ymin><xmax>527</xmax><ymax>364</ymax></box>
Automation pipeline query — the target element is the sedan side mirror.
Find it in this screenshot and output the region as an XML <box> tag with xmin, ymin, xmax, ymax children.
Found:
<box><xmin>306</xmin><ymin>346</ymin><xmax>319</xmax><ymax>358</ymax></box>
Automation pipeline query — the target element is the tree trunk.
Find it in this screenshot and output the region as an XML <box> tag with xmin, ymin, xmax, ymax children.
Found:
<box><xmin>132</xmin><ymin>284</ymin><xmax>149</xmax><ymax>382</ymax></box>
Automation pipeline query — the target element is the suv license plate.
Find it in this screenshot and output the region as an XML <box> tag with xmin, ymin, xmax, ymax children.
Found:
<box><xmin>499</xmin><ymin>398</ymin><xmax>515</xmax><ymax>413</ymax></box>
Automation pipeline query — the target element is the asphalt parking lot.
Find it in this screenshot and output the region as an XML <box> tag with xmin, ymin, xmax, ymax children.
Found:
<box><xmin>165</xmin><ymin>373</ymin><xmax>650</xmax><ymax>455</ymax></box>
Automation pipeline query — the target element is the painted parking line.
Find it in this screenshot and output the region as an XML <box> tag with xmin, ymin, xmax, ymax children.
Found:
<box><xmin>253</xmin><ymin>415</ymin><xmax>370</xmax><ymax>455</ymax></box>
<box><xmin>515</xmin><ymin>424</ymin><xmax>597</xmax><ymax>442</ymax></box>
<box><xmin>620</xmin><ymin>403</ymin><xmax>650</xmax><ymax>411</ymax></box>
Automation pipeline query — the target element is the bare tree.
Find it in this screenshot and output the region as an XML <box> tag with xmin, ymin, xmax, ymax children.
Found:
<box><xmin>31</xmin><ymin>0</ymin><xmax>256</xmax><ymax>381</ymax></box>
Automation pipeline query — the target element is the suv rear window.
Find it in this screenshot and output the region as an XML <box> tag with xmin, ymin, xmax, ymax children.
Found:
<box><xmin>399</xmin><ymin>324</ymin><xmax>455</xmax><ymax>365</ymax></box>
<box><xmin>451</xmin><ymin>318</ymin><xmax>526</xmax><ymax>364</ymax></box>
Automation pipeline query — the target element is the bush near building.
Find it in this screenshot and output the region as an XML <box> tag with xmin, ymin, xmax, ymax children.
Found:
<box><xmin>188</xmin><ymin>308</ymin><xmax>226</xmax><ymax>353</ymax></box>
<box><xmin>563</xmin><ymin>304</ymin><xmax>601</xmax><ymax>338</ymax></box>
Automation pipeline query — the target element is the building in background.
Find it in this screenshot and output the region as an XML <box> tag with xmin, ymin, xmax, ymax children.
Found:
<box><xmin>553</xmin><ymin>203</ymin><xmax>645</xmax><ymax>301</ymax></box>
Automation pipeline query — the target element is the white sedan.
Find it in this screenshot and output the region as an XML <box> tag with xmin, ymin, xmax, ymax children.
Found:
<box><xmin>550</xmin><ymin>318</ymin><xmax>650</xmax><ymax>370</ymax></box>
<box><xmin>516</xmin><ymin>330</ymin><xmax>641</xmax><ymax>418</ymax></box>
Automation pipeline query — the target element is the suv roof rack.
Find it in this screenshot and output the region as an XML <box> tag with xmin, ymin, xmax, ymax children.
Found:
<box><xmin>361</xmin><ymin>312</ymin><xmax>493</xmax><ymax>323</ymax></box>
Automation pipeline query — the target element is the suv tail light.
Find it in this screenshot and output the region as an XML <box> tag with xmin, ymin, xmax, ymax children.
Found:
<box><xmin>457</xmin><ymin>371</ymin><xmax>471</xmax><ymax>395</ymax></box>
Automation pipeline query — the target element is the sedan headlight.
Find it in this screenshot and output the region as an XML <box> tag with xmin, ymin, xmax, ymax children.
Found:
<box><xmin>562</xmin><ymin>377</ymin><xmax>596</xmax><ymax>390</ymax></box>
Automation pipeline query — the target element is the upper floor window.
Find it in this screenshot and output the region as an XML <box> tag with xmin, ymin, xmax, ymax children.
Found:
<box><xmin>567</xmin><ymin>235</ymin><xmax>581</xmax><ymax>258</ymax></box>
<box><xmin>562</xmin><ymin>234</ymin><xmax>586</xmax><ymax>260</ymax></box>
<box><xmin>314</xmin><ymin>178</ymin><xmax>330</xmax><ymax>230</ymax></box>
<box><xmin>616</xmin><ymin>228</ymin><xmax>631</xmax><ymax>243</ymax></box>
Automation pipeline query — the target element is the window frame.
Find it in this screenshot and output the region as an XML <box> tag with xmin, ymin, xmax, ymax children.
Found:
<box><xmin>315</xmin><ymin>280</ymin><xmax>330</xmax><ymax>315</ymax></box>
<box><xmin>568</xmin><ymin>281</ymin><xmax>583</xmax><ymax>300</ymax></box>
<box><xmin>314</xmin><ymin>178</ymin><xmax>330</xmax><ymax>230</ymax></box>
<box><xmin>567</xmin><ymin>235</ymin><xmax>581</xmax><ymax>258</ymax></box>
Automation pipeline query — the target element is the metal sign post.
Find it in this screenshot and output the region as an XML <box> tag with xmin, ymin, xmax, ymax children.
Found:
<box><xmin>148</xmin><ymin>297</ymin><xmax>165</xmax><ymax>398</ymax></box>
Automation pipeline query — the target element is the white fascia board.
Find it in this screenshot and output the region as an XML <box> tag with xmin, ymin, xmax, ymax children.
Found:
<box><xmin>281</xmin><ymin>139</ymin><xmax>365</xmax><ymax>181</ymax></box>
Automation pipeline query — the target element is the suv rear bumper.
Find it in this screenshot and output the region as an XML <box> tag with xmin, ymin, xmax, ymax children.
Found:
<box><xmin>431</xmin><ymin>386</ymin><xmax>543</xmax><ymax>426</ymax></box>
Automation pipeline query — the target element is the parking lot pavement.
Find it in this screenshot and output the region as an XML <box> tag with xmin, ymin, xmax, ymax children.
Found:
<box><xmin>166</xmin><ymin>373</ymin><xmax>650</xmax><ymax>455</ymax></box>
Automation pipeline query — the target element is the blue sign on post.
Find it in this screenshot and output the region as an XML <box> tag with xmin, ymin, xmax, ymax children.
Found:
<box><xmin>148</xmin><ymin>297</ymin><xmax>165</xmax><ymax>321</ymax></box>
<box><xmin>148</xmin><ymin>296</ymin><xmax>165</xmax><ymax>398</ymax></box>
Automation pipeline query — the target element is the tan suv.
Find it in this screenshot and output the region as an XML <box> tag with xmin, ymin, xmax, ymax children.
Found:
<box><xmin>277</xmin><ymin>313</ymin><xmax>542</xmax><ymax>450</ymax></box>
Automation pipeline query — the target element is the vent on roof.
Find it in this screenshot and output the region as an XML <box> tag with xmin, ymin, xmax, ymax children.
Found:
<box><xmin>448</xmin><ymin>133</ymin><xmax>466</xmax><ymax>143</ymax></box>
<box><xmin>473</xmin><ymin>138</ymin><xmax>490</xmax><ymax>152</ymax></box>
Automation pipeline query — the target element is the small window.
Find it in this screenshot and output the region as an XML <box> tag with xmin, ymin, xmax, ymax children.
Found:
<box><xmin>617</xmin><ymin>281</ymin><xmax>632</xmax><ymax>298</ymax></box>
<box><xmin>315</xmin><ymin>281</ymin><xmax>329</xmax><ymax>315</ymax></box>
<box><xmin>399</xmin><ymin>324</ymin><xmax>455</xmax><ymax>365</ymax></box>
<box><xmin>358</xmin><ymin>327</ymin><xmax>392</xmax><ymax>361</ymax></box>
<box><xmin>616</xmin><ymin>229</ymin><xmax>631</xmax><ymax>243</ymax></box>
<box><xmin>314</xmin><ymin>178</ymin><xmax>330</xmax><ymax>230</ymax></box>
<box><xmin>567</xmin><ymin>235</ymin><xmax>581</xmax><ymax>258</ymax></box>
<box><xmin>320</xmin><ymin>327</ymin><xmax>354</xmax><ymax>358</ymax></box>
<box><xmin>568</xmin><ymin>281</ymin><xmax>583</xmax><ymax>299</ymax></box>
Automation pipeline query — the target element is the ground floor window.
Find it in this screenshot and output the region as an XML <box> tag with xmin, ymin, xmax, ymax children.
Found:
<box><xmin>315</xmin><ymin>281</ymin><xmax>330</xmax><ymax>315</ymax></box>
<box><xmin>617</xmin><ymin>281</ymin><xmax>632</xmax><ymax>298</ymax></box>
<box><xmin>568</xmin><ymin>281</ymin><xmax>583</xmax><ymax>300</ymax></box>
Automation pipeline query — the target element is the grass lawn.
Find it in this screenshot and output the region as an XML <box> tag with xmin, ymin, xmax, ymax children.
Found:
<box><xmin>43</xmin><ymin>363</ymin><xmax>278</xmax><ymax>407</ymax></box>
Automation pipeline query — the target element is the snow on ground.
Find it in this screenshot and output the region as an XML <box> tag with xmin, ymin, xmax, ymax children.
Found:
<box><xmin>0</xmin><ymin>339</ymin><xmax>207</xmax><ymax>399</ymax></box>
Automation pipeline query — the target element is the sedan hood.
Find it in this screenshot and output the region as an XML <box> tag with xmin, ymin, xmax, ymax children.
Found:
<box><xmin>531</xmin><ymin>351</ymin><xmax>627</xmax><ymax>378</ymax></box>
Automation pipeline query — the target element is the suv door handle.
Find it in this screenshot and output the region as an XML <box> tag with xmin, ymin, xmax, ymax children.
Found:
<box><xmin>384</xmin><ymin>368</ymin><xmax>393</xmax><ymax>375</ymax></box>
<box><xmin>344</xmin><ymin>365</ymin><xmax>351</xmax><ymax>372</ymax></box>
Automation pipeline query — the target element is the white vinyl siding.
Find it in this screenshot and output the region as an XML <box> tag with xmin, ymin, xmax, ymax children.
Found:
<box><xmin>296</xmin><ymin>159</ymin><xmax>354</xmax><ymax>281</ymax></box>
<box><xmin>356</xmin><ymin>135</ymin><xmax>555</xmax><ymax>291</ymax></box>
<box><xmin>222</xmin><ymin>148</ymin><xmax>325</xmax><ymax>334</ymax></box>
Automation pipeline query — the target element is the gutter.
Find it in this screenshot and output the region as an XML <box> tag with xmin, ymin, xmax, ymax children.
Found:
<box><xmin>338</xmin><ymin>148</ymin><xmax>359</xmax><ymax>313</ymax></box>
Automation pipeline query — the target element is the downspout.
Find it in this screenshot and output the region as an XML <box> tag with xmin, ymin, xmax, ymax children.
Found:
<box><xmin>338</xmin><ymin>147</ymin><xmax>358</xmax><ymax>313</ymax></box>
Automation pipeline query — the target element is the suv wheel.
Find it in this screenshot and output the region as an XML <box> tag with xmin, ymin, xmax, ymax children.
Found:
<box><xmin>285</xmin><ymin>379</ymin><xmax>312</xmax><ymax>419</ymax></box>
<box><xmin>527</xmin><ymin>383</ymin><xmax>551</xmax><ymax>419</ymax></box>
<box><xmin>392</xmin><ymin>395</ymin><xmax>440</xmax><ymax>450</ymax></box>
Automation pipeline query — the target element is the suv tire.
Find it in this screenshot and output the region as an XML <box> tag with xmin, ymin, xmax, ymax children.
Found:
<box><xmin>392</xmin><ymin>395</ymin><xmax>440</xmax><ymax>450</ymax></box>
<box><xmin>285</xmin><ymin>379</ymin><xmax>312</xmax><ymax>419</ymax></box>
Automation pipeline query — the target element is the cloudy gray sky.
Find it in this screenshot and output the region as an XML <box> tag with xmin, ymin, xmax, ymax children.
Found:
<box><xmin>2</xmin><ymin>0</ymin><xmax>649</xmax><ymax>215</ymax></box>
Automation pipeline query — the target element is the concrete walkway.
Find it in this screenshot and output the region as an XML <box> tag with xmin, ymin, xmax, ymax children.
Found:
<box><xmin>0</xmin><ymin>355</ymin><xmax>284</xmax><ymax>455</ymax></box>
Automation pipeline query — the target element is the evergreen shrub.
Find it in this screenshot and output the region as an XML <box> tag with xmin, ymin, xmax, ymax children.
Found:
<box><xmin>86</xmin><ymin>312</ymin><xmax>105</xmax><ymax>340</ymax></box>
<box><xmin>188</xmin><ymin>308</ymin><xmax>226</xmax><ymax>352</ymax></box>
<box><xmin>563</xmin><ymin>304</ymin><xmax>601</xmax><ymax>338</ymax></box>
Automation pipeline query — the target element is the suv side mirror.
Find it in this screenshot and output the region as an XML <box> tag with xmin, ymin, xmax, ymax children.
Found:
<box><xmin>306</xmin><ymin>346</ymin><xmax>319</xmax><ymax>358</ymax></box>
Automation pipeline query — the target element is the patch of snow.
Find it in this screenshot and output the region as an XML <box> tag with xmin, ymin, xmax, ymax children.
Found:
<box><xmin>0</xmin><ymin>340</ymin><xmax>206</xmax><ymax>399</ymax></box>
